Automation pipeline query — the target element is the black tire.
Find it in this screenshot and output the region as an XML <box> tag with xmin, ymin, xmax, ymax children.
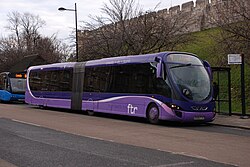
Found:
<box><xmin>146</xmin><ymin>103</ymin><xmax>160</xmax><ymax>124</ymax></box>
<box><xmin>38</xmin><ymin>105</ymin><xmax>44</xmax><ymax>109</ymax></box>
<box><xmin>87</xmin><ymin>110</ymin><xmax>94</xmax><ymax>116</ymax></box>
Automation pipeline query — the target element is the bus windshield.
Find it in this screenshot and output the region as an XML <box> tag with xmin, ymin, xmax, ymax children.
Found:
<box><xmin>166</xmin><ymin>54</ymin><xmax>211</xmax><ymax>102</ymax></box>
<box><xmin>10</xmin><ymin>78</ymin><xmax>26</xmax><ymax>93</ymax></box>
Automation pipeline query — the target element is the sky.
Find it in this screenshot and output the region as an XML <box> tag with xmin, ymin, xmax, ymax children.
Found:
<box><xmin>0</xmin><ymin>0</ymin><xmax>195</xmax><ymax>43</ymax></box>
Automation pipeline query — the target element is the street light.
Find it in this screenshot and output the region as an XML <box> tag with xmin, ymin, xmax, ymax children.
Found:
<box><xmin>58</xmin><ymin>3</ymin><xmax>79</xmax><ymax>62</ymax></box>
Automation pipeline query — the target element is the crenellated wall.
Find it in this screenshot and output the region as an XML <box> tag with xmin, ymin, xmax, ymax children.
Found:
<box><xmin>79</xmin><ymin>0</ymin><xmax>249</xmax><ymax>47</ymax></box>
<box><xmin>196</xmin><ymin>0</ymin><xmax>209</xmax><ymax>9</ymax></box>
<box><xmin>169</xmin><ymin>5</ymin><xmax>180</xmax><ymax>15</ymax></box>
<box><xmin>154</xmin><ymin>0</ymin><xmax>249</xmax><ymax>32</ymax></box>
<box><xmin>182</xmin><ymin>1</ymin><xmax>194</xmax><ymax>12</ymax></box>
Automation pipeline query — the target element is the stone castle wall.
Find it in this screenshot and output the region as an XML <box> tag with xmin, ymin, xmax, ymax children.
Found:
<box><xmin>153</xmin><ymin>0</ymin><xmax>248</xmax><ymax>33</ymax></box>
<box><xmin>79</xmin><ymin>0</ymin><xmax>249</xmax><ymax>46</ymax></box>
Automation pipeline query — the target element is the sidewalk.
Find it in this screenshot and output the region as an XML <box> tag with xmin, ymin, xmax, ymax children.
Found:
<box><xmin>211</xmin><ymin>113</ymin><xmax>250</xmax><ymax>130</ymax></box>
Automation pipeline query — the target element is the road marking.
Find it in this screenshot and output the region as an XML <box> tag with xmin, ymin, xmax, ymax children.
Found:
<box><xmin>153</xmin><ymin>161</ymin><xmax>194</xmax><ymax>167</ymax></box>
<box><xmin>170</xmin><ymin>151</ymin><xmax>208</xmax><ymax>160</ymax></box>
<box><xmin>12</xmin><ymin>119</ymin><xmax>41</xmax><ymax>127</ymax></box>
<box><xmin>84</xmin><ymin>135</ymin><xmax>114</xmax><ymax>142</ymax></box>
<box><xmin>170</xmin><ymin>152</ymin><xmax>238</xmax><ymax>167</ymax></box>
<box><xmin>0</xmin><ymin>158</ymin><xmax>17</xmax><ymax>167</ymax></box>
<box><xmin>10</xmin><ymin>119</ymin><xmax>115</xmax><ymax>143</ymax></box>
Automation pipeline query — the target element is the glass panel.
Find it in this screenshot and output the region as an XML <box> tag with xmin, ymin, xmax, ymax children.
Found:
<box><xmin>30</xmin><ymin>69</ymin><xmax>73</xmax><ymax>92</ymax></box>
<box><xmin>167</xmin><ymin>54</ymin><xmax>203</xmax><ymax>65</ymax></box>
<box><xmin>29</xmin><ymin>71</ymin><xmax>42</xmax><ymax>91</ymax></box>
<box><xmin>83</xmin><ymin>66</ymin><xmax>111</xmax><ymax>92</ymax></box>
<box><xmin>108</xmin><ymin>63</ymin><xmax>171</xmax><ymax>97</ymax></box>
<box><xmin>168</xmin><ymin>64</ymin><xmax>211</xmax><ymax>101</ymax></box>
<box><xmin>60</xmin><ymin>70</ymin><xmax>73</xmax><ymax>91</ymax></box>
<box><xmin>83</xmin><ymin>63</ymin><xmax>172</xmax><ymax>97</ymax></box>
<box><xmin>10</xmin><ymin>78</ymin><xmax>26</xmax><ymax>93</ymax></box>
<box><xmin>0</xmin><ymin>75</ymin><xmax>4</xmax><ymax>89</ymax></box>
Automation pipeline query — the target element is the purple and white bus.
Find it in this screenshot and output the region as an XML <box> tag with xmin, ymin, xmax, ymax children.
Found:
<box><xmin>25</xmin><ymin>52</ymin><xmax>215</xmax><ymax>123</ymax></box>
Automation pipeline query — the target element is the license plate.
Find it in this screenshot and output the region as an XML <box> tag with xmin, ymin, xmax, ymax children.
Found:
<box><xmin>194</xmin><ymin>116</ymin><xmax>205</xmax><ymax>121</ymax></box>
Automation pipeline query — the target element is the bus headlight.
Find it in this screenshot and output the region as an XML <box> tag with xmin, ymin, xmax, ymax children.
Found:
<box><xmin>166</xmin><ymin>103</ymin><xmax>182</xmax><ymax>110</ymax></box>
<box><xmin>171</xmin><ymin>104</ymin><xmax>180</xmax><ymax>110</ymax></box>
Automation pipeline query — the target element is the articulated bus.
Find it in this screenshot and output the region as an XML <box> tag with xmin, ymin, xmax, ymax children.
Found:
<box><xmin>0</xmin><ymin>72</ymin><xmax>26</xmax><ymax>102</ymax></box>
<box><xmin>25</xmin><ymin>52</ymin><xmax>216</xmax><ymax>123</ymax></box>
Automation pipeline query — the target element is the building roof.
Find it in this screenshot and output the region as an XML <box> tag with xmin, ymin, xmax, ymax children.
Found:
<box><xmin>9</xmin><ymin>54</ymin><xmax>48</xmax><ymax>73</ymax></box>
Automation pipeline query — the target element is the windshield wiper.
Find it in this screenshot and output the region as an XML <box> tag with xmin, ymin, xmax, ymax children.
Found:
<box><xmin>170</xmin><ymin>63</ymin><xmax>192</xmax><ymax>69</ymax></box>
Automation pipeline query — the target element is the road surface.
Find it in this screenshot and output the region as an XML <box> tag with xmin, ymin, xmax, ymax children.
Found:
<box><xmin>0</xmin><ymin>103</ymin><xmax>249</xmax><ymax>166</ymax></box>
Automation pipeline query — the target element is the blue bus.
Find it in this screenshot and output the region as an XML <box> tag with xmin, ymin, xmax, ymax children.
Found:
<box><xmin>0</xmin><ymin>72</ymin><xmax>26</xmax><ymax>102</ymax></box>
<box><xmin>25</xmin><ymin>52</ymin><xmax>215</xmax><ymax>123</ymax></box>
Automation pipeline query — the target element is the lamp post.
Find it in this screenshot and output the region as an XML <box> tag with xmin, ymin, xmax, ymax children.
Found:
<box><xmin>58</xmin><ymin>3</ymin><xmax>79</xmax><ymax>62</ymax></box>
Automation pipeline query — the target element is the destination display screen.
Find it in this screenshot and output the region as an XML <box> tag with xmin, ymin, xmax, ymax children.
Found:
<box><xmin>166</xmin><ymin>54</ymin><xmax>203</xmax><ymax>65</ymax></box>
<box><xmin>9</xmin><ymin>73</ymin><xmax>27</xmax><ymax>79</ymax></box>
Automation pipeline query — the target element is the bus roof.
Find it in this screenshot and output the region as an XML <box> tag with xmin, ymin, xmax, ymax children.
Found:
<box><xmin>85</xmin><ymin>52</ymin><xmax>168</xmax><ymax>66</ymax></box>
<box><xmin>27</xmin><ymin>62</ymin><xmax>76</xmax><ymax>71</ymax></box>
<box><xmin>28</xmin><ymin>51</ymin><xmax>195</xmax><ymax>70</ymax></box>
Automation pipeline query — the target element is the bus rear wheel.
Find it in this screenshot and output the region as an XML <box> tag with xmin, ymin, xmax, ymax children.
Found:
<box><xmin>147</xmin><ymin>104</ymin><xmax>160</xmax><ymax>124</ymax></box>
<box><xmin>87</xmin><ymin>110</ymin><xmax>94</xmax><ymax>116</ymax></box>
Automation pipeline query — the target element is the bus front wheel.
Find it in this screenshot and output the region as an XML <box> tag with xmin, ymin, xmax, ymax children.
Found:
<box><xmin>147</xmin><ymin>104</ymin><xmax>160</xmax><ymax>124</ymax></box>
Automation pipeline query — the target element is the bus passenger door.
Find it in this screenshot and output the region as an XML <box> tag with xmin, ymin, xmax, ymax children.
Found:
<box><xmin>82</xmin><ymin>92</ymin><xmax>95</xmax><ymax>111</ymax></box>
<box><xmin>83</xmin><ymin>66</ymin><xmax>112</xmax><ymax>113</ymax></box>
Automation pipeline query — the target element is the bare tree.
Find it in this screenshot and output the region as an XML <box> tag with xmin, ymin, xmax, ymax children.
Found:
<box><xmin>0</xmin><ymin>11</ymin><xmax>71</xmax><ymax>72</ymax></box>
<box><xmin>20</xmin><ymin>12</ymin><xmax>45</xmax><ymax>52</ymax></box>
<box><xmin>6</xmin><ymin>12</ymin><xmax>22</xmax><ymax>49</ymax></box>
<box><xmin>0</xmin><ymin>36</ymin><xmax>24</xmax><ymax>71</ymax></box>
<box><xmin>210</xmin><ymin>0</ymin><xmax>250</xmax><ymax>65</ymax></box>
<box><xmin>34</xmin><ymin>35</ymin><xmax>72</xmax><ymax>63</ymax></box>
<box><xmin>6</xmin><ymin>11</ymin><xmax>46</xmax><ymax>52</ymax></box>
<box><xmin>79</xmin><ymin>0</ymin><xmax>192</xmax><ymax>61</ymax></box>
<box><xmin>79</xmin><ymin>0</ymin><xmax>142</xmax><ymax>60</ymax></box>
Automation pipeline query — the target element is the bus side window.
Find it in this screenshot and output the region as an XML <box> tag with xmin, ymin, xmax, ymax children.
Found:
<box><xmin>61</xmin><ymin>69</ymin><xmax>72</xmax><ymax>91</ymax></box>
<box><xmin>83</xmin><ymin>66</ymin><xmax>111</xmax><ymax>93</ymax></box>
<box><xmin>108</xmin><ymin>64</ymin><xmax>150</xmax><ymax>94</ymax></box>
<box><xmin>30</xmin><ymin>71</ymin><xmax>46</xmax><ymax>91</ymax></box>
<box><xmin>83</xmin><ymin>67</ymin><xmax>94</xmax><ymax>92</ymax></box>
<box><xmin>153</xmin><ymin>78</ymin><xmax>171</xmax><ymax>98</ymax></box>
<box><xmin>109</xmin><ymin>65</ymin><xmax>130</xmax><ymax>93</ymax></box>
<box><xmin>95</xmin><ymin>67</ymin><xmax>111</xmax><ymax>92</ymax></box>
<box><xmin>147</xmin><ymin>64</ymin><xmax>172</xmax><ymax>97</ymax></box>
<box><xmin>50</xmin><ymin>71</ymin><xmax>60</xmax><ymax>91</ymax></box>
<box><xmin>134</xmin><ymin>64</ymin><xmax>152</xmax><ymax>94</ymax></box>
<box><xmin>4</xmin><ymin>76</ymin><xmax>10</xmax><ymax>91</ymax></box>
<box><xmin>39</xmin><ymin>71</ymin><xmax>46</xmax><ymax>91</ymax></box>
<box><xmin>44</xmin><ymin>71</ymin><xmax>51</xmax><ymax>91</ymax></box>
<box><xmin>3</xmin><ymin>75</ymin><xmax>8</xmax><ymax>90</ymax></box>
<box><xmin>0</xmin><ymin>76</ymin><xmax>5</xmax><ymax>90</ymax></box>
<box><xmin>0</xmin><ymin>75</ymin><xmax>3</xmax><ymax>90</ymax></box>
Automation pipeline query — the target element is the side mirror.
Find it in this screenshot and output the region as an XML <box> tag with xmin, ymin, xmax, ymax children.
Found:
<box><xmin>155</xmin><ymin>57</ymin><xmax>163</xmax><ymax>79</ymax></box>
<box><xmin>203</xmin><ymin>60</ymin><xmax>212</xmax><ymax>79</ymax></box>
